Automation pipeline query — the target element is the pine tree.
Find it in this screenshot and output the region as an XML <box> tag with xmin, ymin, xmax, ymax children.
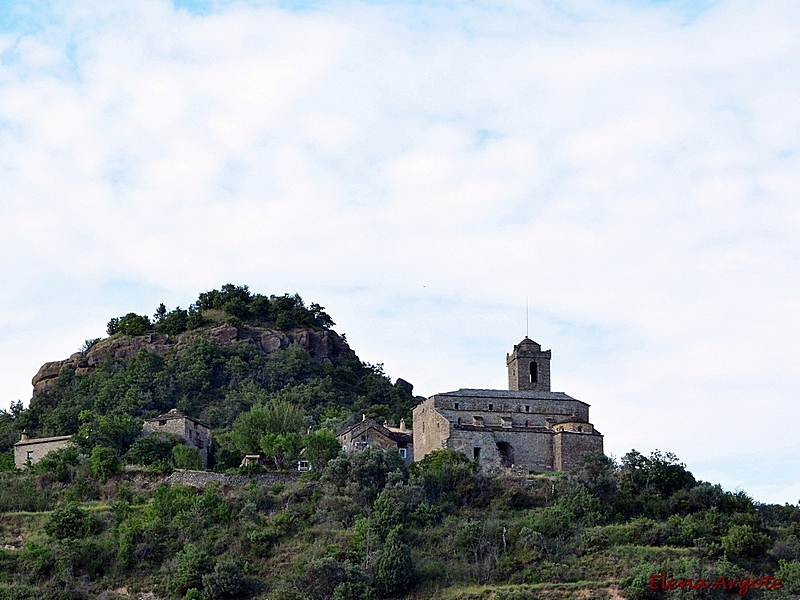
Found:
<box><xmin>373</xmin><ymin>525</ymin><xmax>414</xmax><ymax>598</ymax></box>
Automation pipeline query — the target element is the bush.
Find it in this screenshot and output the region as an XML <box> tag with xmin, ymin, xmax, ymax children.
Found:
<box><xmin>166</xmin><ymin>544</ymin><xmax>210</xmax><ymax>598</ymax></box>
<box><xmin>202</xmin><ymin>559</ymin><xmax>245</xmax><ymax>599</ymax></box>
<box><xmin>173</xmin><ymin>445</ymin><xmax>202</xmax><ymax>470</ymax></box>
<box><xmin>44</xmin><ymin>502</ymin><xmax>98</xmax><ymax>540</ymax></box>
<box><xmin>332</xmin><ymin>582</ymin><xmax>377</xmax><ymax>600</ymax></box>
<box><xmin>90</xmin><ymin>446</ymin><xmax>121</xmax><ymax>481</ymax></box>
<box><xmin>33</xmin><ymin>447</ymin><xmax>82</xmax><ymax>483</ymax></box>
<box><xmin>128</xmin><ymin>434</ymin><xmax>176</xmax><ymax>466</ymax></box>
<box><xmin>116</xmin><ymin>313</ymin><xmax>152</xmax><ymax>336</ymax></box>
<box><xmin>722</xmin><ymin>524</ymin><xmax>770</xmax><ymax>558</ymax></box>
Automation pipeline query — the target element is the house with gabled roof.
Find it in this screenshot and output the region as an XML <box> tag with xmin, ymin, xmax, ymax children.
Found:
<box><xmin>337</xmin><ymin>416</ymin><xmax>414</xmax><ymax>464</ymax></box>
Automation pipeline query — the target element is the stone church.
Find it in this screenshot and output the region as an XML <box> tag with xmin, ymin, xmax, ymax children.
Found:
<box><xmin>412</xmin><ymin>337</ymin><xmax>603</xmax><ymax>472</ymax></box>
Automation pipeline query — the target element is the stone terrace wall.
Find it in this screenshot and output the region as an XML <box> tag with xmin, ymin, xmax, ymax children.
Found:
<box><xmin>165</xmin><ymin>470</ymin><xmax>299</xmax><ymax>488</ymax></box>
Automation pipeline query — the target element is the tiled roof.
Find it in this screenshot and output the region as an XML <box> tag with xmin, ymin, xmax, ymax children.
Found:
<box><xmin>14</xmin><ymin>435</ymin><xmax>73</xmax><ymax>447</ymax></box>
<box><xmin>434</xmin><ymin>389</ymin><xmax>587</xmax><ymax>405</ymax></box>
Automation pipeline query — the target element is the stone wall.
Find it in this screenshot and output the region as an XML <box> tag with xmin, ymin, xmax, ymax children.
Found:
<box><xmin>554</xmin><ymin>431</ymin><xmax>604</xmax><ymax>471</ymax></box>
<box><xmin>445</xmin><ymin>427</ymin><xmax>555</xmax><ymax>472</ymax></box>
<box><xmin>412</xmin><ymin>397</ymin><xmax>452</xmax><ymax>459</ymax></box>
<box><xmin>431</xmin><ymin>393</ymin><xmax>590</xmax><ymax>428</ymax></box>
<box><xmin>165</xmin><ymin>470</ymin><xmax>299</xmax><ymax>488</ymax></box>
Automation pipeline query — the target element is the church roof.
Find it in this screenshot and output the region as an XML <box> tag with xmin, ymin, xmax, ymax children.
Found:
<box><xmin>434</xmin><ymin>389</ymin><xmax>588</xmax><ymax>405</ymax></box>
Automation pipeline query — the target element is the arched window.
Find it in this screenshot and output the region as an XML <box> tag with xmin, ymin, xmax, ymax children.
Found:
<box><xmin>530</xmin><ymin>362</ymin><xmax>538</xmax><ymax>383</ymax></box>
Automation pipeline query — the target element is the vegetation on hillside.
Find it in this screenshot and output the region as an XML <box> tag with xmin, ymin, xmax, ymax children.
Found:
<box><xmin>0</xmin><ymin>286</ymin><xmax>414</xmax><ymax>472</ymax></box>
<box><xmin>0</xmin><ymin>285</ymin><xmax>798</xmax><ymax>599</ymax></box>
<box><xmin>0</xmin><ymin>448</ymin><xmax>799</xmax><ymax>599</ymax></box>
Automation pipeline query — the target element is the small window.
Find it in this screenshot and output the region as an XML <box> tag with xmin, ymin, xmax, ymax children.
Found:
<box><xmin>530</xmin><ymin>362</ymin><xmax>538</xmax><ymax>383</ymax></box>
<box><xmin>457</xmin><ymin>417</ymin><xmax>461</xmax><ymax>425</ymax></box>
<box><xmin>159</xmin><ymin>420</ymin><xmax>167</xmax><ymax>426</ymax></box>
<box><xmin>488</xmin><ymin>403</ymin><xmax>493</xmax><ymax>410</ymax></box>
<box><xmin>525</xmin><ymin>405</ymin><xmax>530</xmax><ymax>413</ymax></box>
<box><xmin>473</xmin><ymin>447</ymin><xmax>481</xmax><ymax>460</ymax></box>
<box><xmin>524</xmin><ymin>420</ymin><xmax>529</xmax><ymax>427</ymax></box>
<box><xmin>398</xmin><ymin>448</ymin><xmax>407</xmax><ymax>458</ymax></box>
<box><xmin>342</xmin><ymin>445</ymin><xmax>348</xmax><ymax>452</ymax></box>
<box><xmin>578</xmin><ymin>426</ymin><xmax>583</xmax><ymax>432</ymax></box>
<box><xmin>26</xmin><ymin>450</ymin><xmax>34</xmax><ymax>460</ymax></box>
<box><xmin>454</xmin><ymin>403</ymin><xmax>459</xmax><ymax>409</ymax></box>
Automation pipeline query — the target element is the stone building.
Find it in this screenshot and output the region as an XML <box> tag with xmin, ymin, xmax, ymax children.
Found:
<box><xmin>142</xmin><ymin>409</ymin><xmax>212</xmax><ymax>468</ymax></box>
<box><xmin>412</xmin><ymin>337</ymin><xmax>603</xmax><ymax>472</ymax></box>
<box><xmin>338</xmin><ymin>416</ymin><xmax>414</xmax><ymax>464</ymax></box>
<box><xmin>13</xmin><ymin>432</ymin><xmax>73</xmax><ymax>469</ymax></box>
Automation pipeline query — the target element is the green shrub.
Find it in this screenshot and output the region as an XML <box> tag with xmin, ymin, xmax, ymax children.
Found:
<box><xmin>44</xmin><ymin>502</ymin><xmax>98</xmax><ymax>539</ymax></box>
<box><xmin>0</xmin><ymin>474</ymin><xmax>56</xmax><ymax>512</ymax></box>
<box><xmin>90</xmin><ymin>446</ymin><xmax>121</xmax><ymax>481</ymax></box>
<box><xmin>202</xmin><ymin>559</ymin><xmax>245</xmax><ymax>599</ymax></box>
<box><xmin>33</xmin><ymin>447</ymin><xmax>82</xmax><ymax>483</ymax></box>
<box><xmin>721</xmin><ymin>524</ymin><xmax>770</xmax><ymax>558</ymax></box>
<box><xmin>166</xmin><ymin>544</ymin><xmax>210</xmax><ymax>598</ymax></box>
<box><xmin>332</xmin><ymin>582</ymin><xmax>377</xmax><ymax>600</ymax></box>
<box><xmin>173</xmin><ymin>445</ymin><xmax>202</xmax><ymax>470</ymax></box>
<box><xmin>127</xmin><ymin>434</ymin><xmax>176</xmax><ymax>466</ymax></box>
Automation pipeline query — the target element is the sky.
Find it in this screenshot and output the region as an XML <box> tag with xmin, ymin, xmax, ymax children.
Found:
<box><xmin>1</xmin><ymin>0</ymin><xmax>799</xmax><ymax>503</ymax></box>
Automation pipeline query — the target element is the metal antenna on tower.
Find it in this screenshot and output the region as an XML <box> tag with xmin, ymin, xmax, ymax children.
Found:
<box><xmin>526</xmin><ymin>296</ymin><xmax>529</xmax><ymax>338</ymax></box>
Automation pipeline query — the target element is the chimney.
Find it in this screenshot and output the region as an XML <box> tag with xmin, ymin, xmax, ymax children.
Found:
<box><xmin>383</xmin><ymin>420</ymin><xmax>389</xmax><ymax>428</ymax></box>
<box><xmin>399</xmin><ymin>419</ymin><xmax>406</xmax><ymax>432</ymax></box>
<box><xmin>20</xmin><ymin>431</ymin><xmax>29</xmax><ymax>442</ymax></box>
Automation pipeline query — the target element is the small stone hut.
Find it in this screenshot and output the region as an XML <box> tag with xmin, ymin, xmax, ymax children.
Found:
<box><xmin>142</xmin><ymin>409</ymin><xmax>212</xmax><ymax>468</ymax></box>
<box><xmin>13</xmin><ymin>432</ymin><xmax>73</xmax><ymax>469</ymax></box>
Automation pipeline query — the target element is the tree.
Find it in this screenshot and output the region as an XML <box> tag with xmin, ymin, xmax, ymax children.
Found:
<box><xmin>373</xmin><ymin>525</ymin><xmax>414</xmax><ymax>598</ymax></box>
<box><xmin>127</xmin><ymin>433</ymin><xmax>176</xmax><ymax>466</ymax></box>
<box><xmin>164</xmin><ymin>307</ymin><xmax>189</xmax><ymax>335</ymax></box>
<box><xmin>166</xmin><ymin>543</ymin><xmax>210</xmax><ymax>597</ymax></box>
<box><xmin>259</xmin><ymin>432</ymin><xmax>302</xmax><ymax>471</ymax></box>
<box><xmin>230</xmin><ymin>401</ymin><xmax>304</xmax><ymax>455</ymax></box>
<box><xmin>303</xmin><ymin>428</ymin><xmax>341</xmax><ymax>469</ymax></box>
<box><xmin>116</xmin><ymin>312</ymin><xmax>153</xmax><ymax>336</ymax></box>
<box><xmin>154</xmin><ymin>303</ymin><xmax>167</xmax><ymax>324</ymax></box>
<box><xmin>91</xmin><ymin>446</ymin><xmax>121</xmax><ymax>481</ymax></box>
<box><xmin>107</xmin><ymin>317</ymin><xmax>120</xmax><ymax>336</ymax></box>
<box><xmin>76</xmin><ymin>413</ymin><xmax>143</xmax><ymax>454</ymax></box>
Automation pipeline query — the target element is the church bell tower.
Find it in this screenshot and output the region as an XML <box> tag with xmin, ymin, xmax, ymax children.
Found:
<box><xmin>507</xmin><ymin>337</ymin><xmax>551</xmax><ymax>391</ymax></box>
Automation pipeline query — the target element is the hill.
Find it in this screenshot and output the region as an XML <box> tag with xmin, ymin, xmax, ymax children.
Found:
<box><xmin>1</xmin><ymin>285</ymin><xmax>417</xmax><ymax>469</ymax></box>
<box><xmin>1</xmin><ymin>285</ymin><xmax>800</xmax><ymax>600</ymax></box>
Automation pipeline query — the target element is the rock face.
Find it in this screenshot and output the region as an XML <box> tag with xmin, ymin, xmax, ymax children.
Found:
<box><xmin>31</xmin><ymin>323</ymin><xmax>351</xmax><ymax>397</ymax></box>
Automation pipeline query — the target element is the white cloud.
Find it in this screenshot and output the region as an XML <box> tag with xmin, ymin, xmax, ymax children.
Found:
<box><xmin>0</xmin><ymin>0</ymin><xmax>798</xmax><ymax>501</ymax></box>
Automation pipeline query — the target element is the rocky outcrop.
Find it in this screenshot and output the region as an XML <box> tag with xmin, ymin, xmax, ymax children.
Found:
<box><xmin>31</xmin><ymin>323</ymin><xmax>351</xmax><ymax>396</ymax></box>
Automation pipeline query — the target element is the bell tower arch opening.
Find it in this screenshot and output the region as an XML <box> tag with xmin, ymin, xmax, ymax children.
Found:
<box><xmin>506</xmin><ymin>337</ymin><xmax>551</xmax><ymax>391</ymax></box>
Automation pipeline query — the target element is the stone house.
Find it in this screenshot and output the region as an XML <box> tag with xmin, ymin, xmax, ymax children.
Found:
<box><xmin>142</xmin><ymin>409</ymin><xmax>212</xmax><ymax>468</ymax></box>
<box><xmin>13</xmin><ymin>432</ymin><xmax>73</xmax><ymax>469</ymax></box>
<box><xmin>338</xmin><ymin>416</ymin><xmax>414</xmax><ymax>464</ymax></box>
<box><xmin>412</xmin><ymin>337</ymin><xmax>603</xmax><ymax>472</ymax></box>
